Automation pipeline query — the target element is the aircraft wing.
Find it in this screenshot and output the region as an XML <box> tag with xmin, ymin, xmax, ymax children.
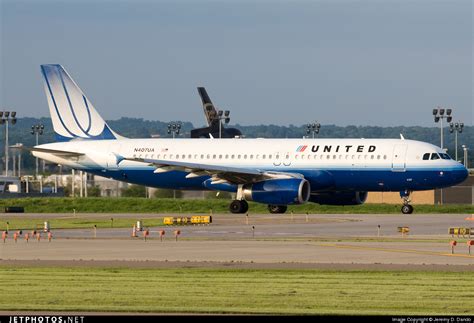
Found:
<box><xmin>121</xmin><ymin>157</ymin><xmax>304</xmax><ymax>184</ymax></box>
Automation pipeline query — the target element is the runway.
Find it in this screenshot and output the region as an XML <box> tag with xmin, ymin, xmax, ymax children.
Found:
<box><xmin>1</xmin><ymin>213</ymin><xmax>473</xmax><ymax>269</ymax></box>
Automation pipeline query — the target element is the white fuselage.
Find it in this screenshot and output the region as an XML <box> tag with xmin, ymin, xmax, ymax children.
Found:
<box><xmin>33</xmin><ymin>138</ymin><xmax>468</xmax><ymax>192</ymax></box>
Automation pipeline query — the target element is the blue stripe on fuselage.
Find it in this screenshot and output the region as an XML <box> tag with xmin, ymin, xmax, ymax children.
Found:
<box><xmin>87</xmin><ymin>165</ymin><xmax>468</xmax><ymax>192</ymax></box>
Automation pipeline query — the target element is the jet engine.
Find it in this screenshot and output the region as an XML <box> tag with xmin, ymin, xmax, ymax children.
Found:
<box><xmin>242</xmin><ymin>178</ymin><xmax>311</xmax><ymax>205</ymax></box>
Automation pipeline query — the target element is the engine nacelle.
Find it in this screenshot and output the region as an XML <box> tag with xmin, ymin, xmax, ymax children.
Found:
<box><xmin>309</xmin><ymin>191</ymin><xmax>368</xmax><ymax>205</ymax></box>
<box><xmin>243</xmin><ymin>178</ymin><xmax>310</xmax><ymax>205</ymax></box>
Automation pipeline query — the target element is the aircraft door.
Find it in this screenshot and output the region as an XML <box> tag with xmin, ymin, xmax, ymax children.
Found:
<box><xmin>392</xmin><ymin>144</ymin><xmax>407</xmax><ymax>172</ymax></box>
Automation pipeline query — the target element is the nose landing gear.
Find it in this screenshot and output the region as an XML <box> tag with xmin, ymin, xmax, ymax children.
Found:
<box><xmin>401</xmin><ymin>204</ymin><xmax>414</xmax><ymax>214</ymax></box>
<box><xmin>400</xmin><ymin>190</ymin><xmax>414</xmax><ymax>214</ymax></box>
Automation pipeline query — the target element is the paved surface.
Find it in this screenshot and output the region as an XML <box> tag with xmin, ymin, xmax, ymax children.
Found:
<box><xmin>1</xmin><ymin>239</ymin><xmax>473</xmax><ymax>266</ymax></box>
<box><xmin>3</xmin><ymin>213</ymin><xmax>473</xmax><ymax>238</ymax></box>
<box><xmin>1</xmin><ymin>213</ymin><xmax>473</xmax><ymax>268</ymax></box>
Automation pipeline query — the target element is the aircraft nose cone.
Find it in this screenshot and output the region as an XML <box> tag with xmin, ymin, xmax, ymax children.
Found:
<box><xmin>452</xmin><ymin>166</ymin><xmax>469</xmax><ymax>185</ymax></box>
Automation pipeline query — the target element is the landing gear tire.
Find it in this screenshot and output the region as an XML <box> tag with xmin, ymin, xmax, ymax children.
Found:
<box><xmin>268</xmin><ymin>205</ymin><xmax>288</xmax><ymax>214</ymax></box>
<box><xmin>400</xmin><ymin>190</ymin><xmax>413</xmax><ymax>215</ymax></box>
<box><xmin>401</xmin><ymin>204</ymin><xmax>413</xmax><ymax>214</ymax></box>
<box><xmin>229</xmin><ymin>200</ymin><xmax>249</xmax><ymax>214</ymax></box>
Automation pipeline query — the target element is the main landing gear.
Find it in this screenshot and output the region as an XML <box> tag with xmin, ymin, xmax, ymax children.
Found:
<box><xmin>229</xmin><ymin>201</ymin><xmax>289</xmax><ymax>214</ymax></box>
<box><xmin>229</xmin><ymin>200</ymin><xmax>248</xmax><ymax>214</ymax></box>
<box><xmin>268</xmin><ymin>205</ymin><xmax>288</xmax><ymax>214</ymax></box>
<box><xmin>400</xmin><ymin>190</ymin><xmax>414</xmax><ymax>214</ymax></box>
<box><xmin>228</xmin><ymin>185</ymin><xmax>289</xmax><ymax>214</ymax></box>
<box><xmin>229</xmin><ymin>184</ymin><xmax>250</xmax><ymax>214</ymax></box>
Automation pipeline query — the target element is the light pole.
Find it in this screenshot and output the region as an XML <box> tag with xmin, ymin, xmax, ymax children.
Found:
<box><xmin>306</xmin><ymin>122</ymin><xmax>321</xmax><ymax>138</ymax></box>
<box><xmin>449</xmin><ymin>121</ymin><xmax>464</xmax><ymax>162</ymax></box>
<box><xmin>0</xmin><ymin>111</ymin><xmax>17</xmax><ymax>176</ymax></box>
<box><xmin>167</xmin><ymin>122</ymin><xmax>181</xmax><ymax>139</ymax></box>
<box><xmin>217</xmin><ymin>110</ymin><xmax>230</xmax><ymax>138</ymax></box>
<box><xmin>9</xmin><ymin>143</ymin><xmax>23</xmax><ymax>178</ymax></box>
<box><xmin>462</xmin><ymin>145</ymin><xmax>469</xmax><ymax>168</ymax></box>
<box><xmin>432</xmin><ymin>107</ymin><xmax>452</xmax><ymax>149</ymax></box>
<box><xmin>31</xmin><ymin>124</ymin><xmax>44</xmax><ymax>177</ymax></box>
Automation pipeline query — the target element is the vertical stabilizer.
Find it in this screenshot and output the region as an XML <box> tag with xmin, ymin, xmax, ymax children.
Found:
<box><xmin>40</xmin><ymin>64</ymin><xmax>123</xmax><ymax>141</ymax></box>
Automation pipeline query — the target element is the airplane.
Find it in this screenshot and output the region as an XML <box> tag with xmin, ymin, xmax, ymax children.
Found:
<box><xmin>32</xmin><ymin>64</ymin><xmax>469</xmax><ymax>214</ymax></box>
<box><xmin>190</xmin><ymin>87</ymin><xmax>242</xmax><ymax>139</ymax></box>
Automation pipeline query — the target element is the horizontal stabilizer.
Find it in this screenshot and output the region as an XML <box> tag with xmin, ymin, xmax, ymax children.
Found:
<box><xmin>28</xmin><ymin>147</ymin><xmax>84</xmax><ymax>157</ymax></box>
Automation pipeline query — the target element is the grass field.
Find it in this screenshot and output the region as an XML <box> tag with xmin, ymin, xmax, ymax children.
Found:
<box><xmin>0</xmin><ymin>197</ymin><xmax>473</xmax><ymax>214</ymax></box>
<box><xmin>0</xmin><ymin>267</ymin><xmax>473</xmax><ymax>315</ymax></box>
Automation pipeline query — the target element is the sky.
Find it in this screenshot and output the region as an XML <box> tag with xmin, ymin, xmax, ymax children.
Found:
<box><xmin>1</xmin><ymin>0</ymin><xmax>472</xmax><ymax>127</ymax></box>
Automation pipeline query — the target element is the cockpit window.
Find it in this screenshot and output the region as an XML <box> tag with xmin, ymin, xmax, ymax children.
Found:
<box><xmin>430</xmin><ymin>153</ymin><xmax>440</xmax><ymax>160</ymax></box>
<box><xmin>439</xmin><ymin>153</ymin><xmax>451</xmax><ymax>160</ymax></box>
<box><xmin>422</xmin><ymin>153</ymin><xmax>430</xmax><ymax>160</ymax></box>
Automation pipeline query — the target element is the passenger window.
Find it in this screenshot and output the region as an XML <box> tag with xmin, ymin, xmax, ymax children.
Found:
<box><xmin>231</xmin><ymin>154</ymin><xmax>235</xmax><ymax>159</ymax></box>
<box><xmin>213</xmin><ymin>154</ymin><xmax>216</xmax><ymax>159</ymax></box>
<box><xmin>262</xmin><ymin>155</ymin><xmax>266</xmax><ymax>159</ymax></box>
<box><xmin>268</xmin><ymin>154</ymin><xmax>272</xmax><ymax>159</ymax></box>
<box><xmin>244</xmin><ymin>155</ymin><xmax>247</xmax><ymax>159</ymax></box>
<box><xmin>431</xmin><ymin>153</ymin><xmax>440</xmax><ymax>160</ymax></box>
<box><xmin>225</xmin><ymin>154</ymin><xmax>229</xmax><ymax>159</ymax></box>
<box><xmin>207</xmin><ymin>154</ymin><xmax>210</xmax><ymax>159</ymax></box>
<box><xmin>422</xmin><ymin>153</ymin><xmax>430</xmax><ymax>160</ymax></box>
<box><xmin>219</xmin><ymin>155</ymin><xmax>222</xmax><ymax>159</ymax></box>
<box><xmin>250</xmin><ymin>155</ymin><xmax>253</xmax><ymax>159</ymax></box>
